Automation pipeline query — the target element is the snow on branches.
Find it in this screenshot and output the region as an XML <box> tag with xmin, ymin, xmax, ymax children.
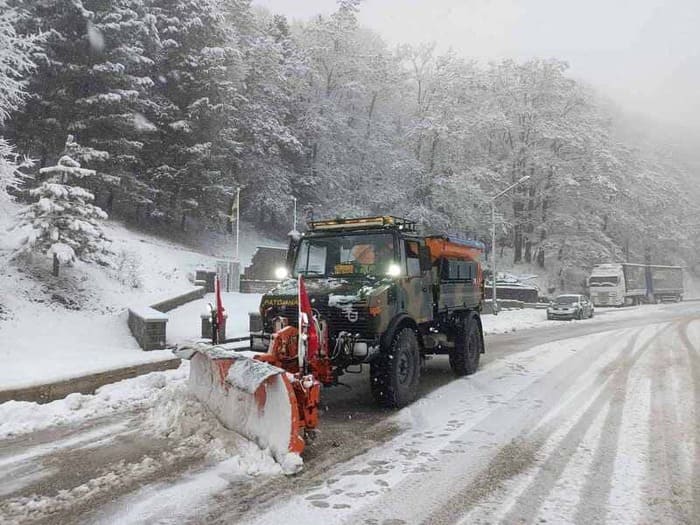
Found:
<box><xmin>17</xmin><ymin>136</ymin><xmax>110</xmax><ymax>275</ymax></box>
<box><xmin>0</xmin><ymin>0</ymin><xmax>41</xmax><ymax>206</ymax></box>
<box><xmin>0</xmin><ymin>0</ymin><xmax>40</xmax><ymax>124</ymax></box>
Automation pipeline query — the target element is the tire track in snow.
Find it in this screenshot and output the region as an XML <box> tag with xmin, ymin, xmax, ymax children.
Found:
<box><xmin>414</xmin><ymin>329</ymin><xmax>650</xmax><ymax>525</ymax></box>
<box><xmin>643</xmin><ymin>319</ymin><xmax>693</xmax><ymax>524</ymax></box>
<box><xmin>501</xmin><ymin>323</ymin><xmax>670</xmax><ymax>524</ymax></box>
<box><xmin>536</xmin><ymin>395</ymin><xmax>611</xmax><ymax>524</ymax></box>
<box><xmin>446</xmin><ymin>333</ymin><xmax>637</xmax><ymax>525</ymax></box>
<box><xmin>678</xmin><ymin>319</ymin><xmax>700</xmax><ymax>521</ymax></box>
<box><xmin>0</xmin><ymin>420</ymin><xmax>132</xmax><ymax>499</ymax></box>
<box><xmin>243</xmin><ymin>331</ymin><xmax>619</xmax><ymax>525</ymax></box>
<box><xmin>573</xmin><ymin>322</ymin><xmax>677</xmax><ymax>524</ymax></box>
<box><xmin>384</xmin><ymin>333</ymin><xmax>627</xmax><ymax>525</ymax></box>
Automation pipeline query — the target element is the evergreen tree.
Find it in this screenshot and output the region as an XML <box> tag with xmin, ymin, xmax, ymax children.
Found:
<box><xmin>142</xmin><ymin>0</ymin><xmax>246</xmax><ymax>230</ymax></box>
<box><xmin>227</xmin><ymin>9</ymin><xmax>307</xmax><ymax>228</ymax></box>
<box><xmin>17</xmin><ymin>135</ymin><xmax>109</xmax><ymax>276</ymax></box>
<box><xmin>0</xmin><ymin>0</ymin><xmax>39</xmax><ymax>206</ymax></box>
<box><xmin>9</xmin><ymin>0</ymin><xmax>160</xmax><ymax>218</ymax></box>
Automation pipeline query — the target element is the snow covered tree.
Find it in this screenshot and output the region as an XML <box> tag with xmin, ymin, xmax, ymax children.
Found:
<box><xmin>8</xmin><ymin>0</ymin><xmax>160</xmax><ymax>219</ymax></box>
<box><xmin>0</xmin><ymin>0</ymin><xmax>39</xmax><ymax>207</ymax></box>
<box><xmin>72</xmin><ymin>0</ymin><xmax>160</xmax><ymax>218</ymax></box>
<box><xmin>225</xmin><ymin>8</ymin><xmax>308</xmax><ymax>228</ymax></box>
<box><xmin>4</xmin><ymin>0</ymin><xmax>698</xmax><ymax>287</ymax></box>
<box><xmin>291</xmin><ymin>1</ymin><xmax>419</xmax><ymax>222</ymax></box>
<box><xmin>0</xmin><ymin>1</ymin><xmax>38</xmax><ymax>122</ymax></box>
<box><xmin>17</xmin><ymin>135</ymin><xmax>109</xmax><ymax>276</ymax></box>
<box><xmin>140</xmin><ymin>0</ymin><xmax>246</xmax><ymax>229</ymax></box>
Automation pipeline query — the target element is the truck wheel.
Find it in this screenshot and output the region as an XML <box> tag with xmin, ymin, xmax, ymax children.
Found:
<box><xmin>449</xmin><ymin>315</ymin><xmax>482</xmax><ymax>376</ymax></box>
<box><xmin>370</xmin><ymin>327</ymin><xmax>420</xmax><ymax>408</ymax></box>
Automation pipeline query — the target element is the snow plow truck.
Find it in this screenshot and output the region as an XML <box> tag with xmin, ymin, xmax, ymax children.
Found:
<box><xmin>177</xmin><ymin>216</ymin><xmax>485</xmax><ymax>469</ymax></box>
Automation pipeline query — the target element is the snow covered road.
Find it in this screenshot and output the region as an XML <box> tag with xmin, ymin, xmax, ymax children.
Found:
<box><xmin>1</xmin><ymin>302</ymin><xmax>699</xmax><ymax>524</ymax></box>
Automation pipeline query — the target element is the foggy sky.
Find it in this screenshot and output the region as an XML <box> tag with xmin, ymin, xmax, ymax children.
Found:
<box><xmin>252</xmin><ymin>0</ymin><xmax>700</xmax><ymax>131</ymax></box>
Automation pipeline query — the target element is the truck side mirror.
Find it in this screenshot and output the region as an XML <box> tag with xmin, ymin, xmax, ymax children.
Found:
<box><xmin>286</xmin><ymin>235</ymin><xmax>300</xmax><ymax>269</ymax></box>
<box><xmin>419</xmin><ymin>246</ymin><xmax>432</xmax><ymax>273</ymax></box>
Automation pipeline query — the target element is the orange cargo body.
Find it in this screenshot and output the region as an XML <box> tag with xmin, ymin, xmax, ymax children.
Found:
<box><xmin>425</xmin><ymin>237</ymin><xmax>482</xmax><ymax>262</ymax></box>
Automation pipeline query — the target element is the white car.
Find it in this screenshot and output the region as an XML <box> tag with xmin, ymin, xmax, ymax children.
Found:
<box><xmin>547</xmin><ymin>294</ymin><xmax>594</xmax><ymax>320</ymax></box>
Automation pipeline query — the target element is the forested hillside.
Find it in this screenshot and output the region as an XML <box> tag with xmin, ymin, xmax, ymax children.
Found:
<box><xmin>2</xmin><ymin>0</ymin><xmax>699</xmax><ymax>287</ymax></box>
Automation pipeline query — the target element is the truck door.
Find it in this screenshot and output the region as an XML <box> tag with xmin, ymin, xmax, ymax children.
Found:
<box><xmin>402</xmin><ymin>239</ymin><xmax>433</xmax><ymax>324</ymax></box>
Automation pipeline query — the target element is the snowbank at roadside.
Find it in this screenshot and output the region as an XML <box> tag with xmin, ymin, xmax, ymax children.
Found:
<box><xmin>481</xmin><ymin>308</ymin><xmax>555</xmax><ymax>334</ymax></box>
<box><xmin>0</xmin><ymin>360</ymin><xmax>287</xmax><ymax>524</ymax></box>
<box><xmin>481</xmin><ymin>303</ymin><xmax>671</xmax><ymax>335</ymax></box>
<box><xmin>0</xmin><ymin>359</ymin><xmax>290</xmax><ymax>472</ymax></box>
<box><xmin>0</xmin><ymin>308</ymin><xmax>175</xmax><ymax>391</ymax></box>
<box><xmin>0</xmin><ymin>364</ymin><xmax>188</xmax><ymax>438</ymax></box>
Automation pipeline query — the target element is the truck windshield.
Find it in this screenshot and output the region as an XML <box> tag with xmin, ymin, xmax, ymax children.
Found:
<box><xmin>293</xmin><ymin>233</ymin><xmax>396</xmax><ymax>278</ymax></box>
<box><xmin>589</xmin><ymin>276</ymin><xmax>618</xmax><ymax>286</ymax></box>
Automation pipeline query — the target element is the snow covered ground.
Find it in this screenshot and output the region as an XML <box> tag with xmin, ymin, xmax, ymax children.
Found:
<box><xmin>0</xmin><ymin>302</ymin><xmax>698</xmax><ymax>524</ymax></box>
<box><xmin>167</xmin><ymin>292</ymin><xmax>263</xmax><ymax>345</ymax></box>
<box><xmin>0</xmin><ymin>365</ymin><xmax>189</xmax><ymax>439</ymax></box>
<box><xmin>481</xmin><ymin>303</ymin><xmax>670</xmax><ymax>335</ymax></box>
<box><xmin>0</xmin><ymin>218</ymin><xmax>278</xmax><ymax>391</ymax></box>
<box><xmin>237</xmin><ymin>314</ymin><xmax>700</xmax><ymax>525</ymax></box>
<box><xmin>0</xmin><ymin>362</ymin><xmax>285</xmax><ymax>524</ymax></box>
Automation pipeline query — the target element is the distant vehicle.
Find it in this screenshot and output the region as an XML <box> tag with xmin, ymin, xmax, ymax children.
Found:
<box><xmin>588</xmin><ymin>263</ymin><xmax>683</xmax><ymax>307</ymax></box>
<box><xmin>484</xmin><ymin>275</ymin><xmax>539</xmax><ymax>303</ymax></box>
<box><xmin>547</xmin><ymin>294</ymin><xmax>594</xmax><ymax>320</ymax></box>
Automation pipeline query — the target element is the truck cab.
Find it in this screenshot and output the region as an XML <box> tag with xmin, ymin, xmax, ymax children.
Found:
<box><xmin>588</xmin><ymin>263</ymin><xmax>625</xmax><ymax>307</ymax></box>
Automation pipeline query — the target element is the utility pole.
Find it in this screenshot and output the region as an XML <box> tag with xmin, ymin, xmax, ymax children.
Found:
<box><xmin>491</xmin><ymin>201</ymin><xmax>496</xmax><ymax>311</ymax></box>
<box><xmin>490</xmin><ymin>175</ymin><xmax>531</xmax><ymax>315</ymax></box>
<box><xmin>292</xmin><ymin>196</ymin><xmax>297</xmax><ymax>233</ymax></box>
<box><xmin>235</xmin><ymin>187</ymin><xmax>240</xmax><ymax>261</ymax></box>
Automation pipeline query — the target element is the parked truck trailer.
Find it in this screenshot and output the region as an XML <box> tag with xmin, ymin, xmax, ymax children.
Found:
<box><xmin>588</xmin><ymin>263</ymin><xmax>683</xmax><ymax>307</ymax></box>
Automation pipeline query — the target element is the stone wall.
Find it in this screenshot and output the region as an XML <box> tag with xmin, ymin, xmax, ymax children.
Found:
<box><xmin>128</xmin><ymin>286</ymin><xmax>205</xmax><ymax>350</ymax></box>
<box><xmin>240</xmin><ymin>279</ymin><xmax>281</xmax><ymax>294</ymax></box>
<box><xmin>151</xmin><ymin>286</ymin><xmax>206</xmax><ymax>313</ymax></box>
<box><xmin>195</xmin><ymin>270</ymin><xmax>217</xmax><ymax>292</ymax></box>
<box><xmin>128</xmin><ymin>307</ymin><xmax>168</xmax><ymax>350</ymax></box>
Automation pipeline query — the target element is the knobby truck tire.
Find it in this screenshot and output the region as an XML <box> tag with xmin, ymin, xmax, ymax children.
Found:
<box><xmin>370</xmin><ymin>327</ymin><xmax>421</xmax><ymax>408</ymax></box>
<box><xmin>449</xmin><ymin>314</ymin><xmax>481</xmax><ymax>376</ymax></box>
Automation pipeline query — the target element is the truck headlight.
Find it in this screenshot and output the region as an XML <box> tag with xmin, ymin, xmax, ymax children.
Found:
<box><xmin>275</xmin><ymin>267</ymin><xmax>289</xmax><ymax>279</ymax></box>
<box><xmin>386</xmin><ymin>263</ymin><xmax>402</xmax><ymax>277</ymax></box>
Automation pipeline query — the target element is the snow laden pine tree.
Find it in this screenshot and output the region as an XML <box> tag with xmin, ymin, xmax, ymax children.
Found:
<box><xmin>19</xmin><ymin>136</ymin><xmax>109</xmax><ymax>276</ymax></box>
<box><xmin>0</xmin><ymin>0</ymin><xmax>39</xmax><ymax>208</ymax></box>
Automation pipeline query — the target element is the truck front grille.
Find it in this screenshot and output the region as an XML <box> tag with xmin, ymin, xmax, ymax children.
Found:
<box><xmin>265</xmin><ymin>302</ymin><xmax>373</xmax><ymax>340</ymax></box>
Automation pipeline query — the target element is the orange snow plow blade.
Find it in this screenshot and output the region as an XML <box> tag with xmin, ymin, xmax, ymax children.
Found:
<box><xmin>175</xmin><ymin>343</ymin><xmax>309</xmax><ymax>472</ymax></box>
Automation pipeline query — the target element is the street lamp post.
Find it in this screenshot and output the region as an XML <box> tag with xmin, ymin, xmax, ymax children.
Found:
<box><xmin>235</xmin><ymin>187</ymin><xmax>240</xmax><ymax>261</ymax></box>
<box><xmin>292</xmin><ymin>197</ymin><xmax>297</xmax><ymax>232</ymax></box>
<box><xmin>490</xmin><ymin>175</ymin><xmax>531</xmax><ymax>315</ymax></box>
